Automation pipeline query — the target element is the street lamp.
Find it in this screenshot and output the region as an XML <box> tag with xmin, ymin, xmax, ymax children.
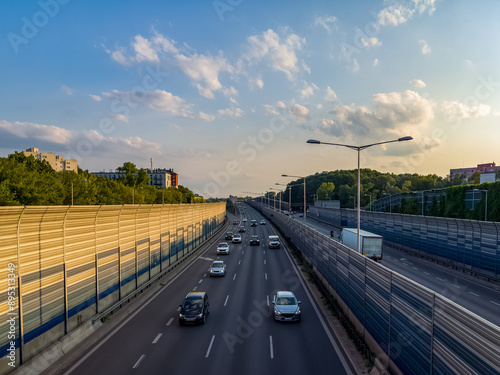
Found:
<box><xmin>282</xmin><ymin>174</ymin><xmax>307</xmax><ymax>221</ymax></box>
<box><xmin>276</xmin><ymin>182</ymin><xmax>303</xmax><ymax>214</ymax></box>
<box><xmin>473</xmin><ymin>188</ymin><xmax>488</xmax><ymax>221</ymax></box>
<box><xmin>270</xmin><ymin>188</ymin><xmax>282</xmax><ymax>211</ymax></box>
<box><xmin>307</xmin><ymin>136</ymin><xmax>413</xmax><ymax>253</ymax></box>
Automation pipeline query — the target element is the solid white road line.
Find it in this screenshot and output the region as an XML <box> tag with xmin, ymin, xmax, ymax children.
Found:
<box><xmin>224</xmin><ymin>295</ymin><xmax>229</xmax><ymax>306</ymax></box>
<box><xmin>152</xmin><ymin>333</ymin><xmax>163</xmax><ymax>344</ymax></box>
<box><xmin>132</xmin><ymin>355</ymin><xmax>146</xmax><ymax>369</ymax></box>
<box><xmin>166</xmin><ymin>318</ymin><xmax>174</xmax><ymax>326</ymax></box>
<box><xmin>205</xmin><ymin>335</ymin><xmax>216</xmax><ymax>358</ymax></box>
<box><xmin>269</xmin><ymin>336</ymin><xmax>274</xmax><ymax>359</ymax></box>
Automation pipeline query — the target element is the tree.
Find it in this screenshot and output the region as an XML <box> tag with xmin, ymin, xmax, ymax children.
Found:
<box><xmin>316</xmin><ymin>182</ymin><xmax>335</xmax><ymax>200</ymax></box>
<box><xmin>468</xmin><ymin>171</ymin><xmax>481</xmax><ymax>184</ymax></box>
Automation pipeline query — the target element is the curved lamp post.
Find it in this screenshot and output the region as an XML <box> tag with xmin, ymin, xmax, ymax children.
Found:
<box><xmin>307</xmin><ymin>136</ymin><xmax>413</xmax><ymax>253</ymax></box>
<box><xmin>282</xmin><ymin>174</ymin><xmax>307</xmax><ymax>221</ymax></box>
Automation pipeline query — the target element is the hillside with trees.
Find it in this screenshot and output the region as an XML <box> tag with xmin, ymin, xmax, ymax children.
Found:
<box><xmin>269</xmin><ymin>169</ymin><xmax>500</xmax><ymax>222</ymax></box>
<box><xmin>0</xmin><ymin>153</ymin><xmax>204</xmax><ymax>206</ymax></box>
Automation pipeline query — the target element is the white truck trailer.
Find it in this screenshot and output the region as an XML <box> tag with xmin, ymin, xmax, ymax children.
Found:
<box><xmin>340</xmin><ymin>228</ymin><xmax>383</xmax><ymax>261</ymax></box>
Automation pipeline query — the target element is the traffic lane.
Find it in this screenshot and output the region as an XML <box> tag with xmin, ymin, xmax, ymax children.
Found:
<box><xmin>66</xmin><ymin>236</ymin><xmax>232</xmax><ymax>375</ymax></box>
<box><xmin>382</xmin><ymin>252</ymin><xmax>500</xmax><ymax>326</ymax></box>
<box><xmin>295</xmin><ymin>215</ymin><xmax>500</xmax><ymax>323</ymax></box>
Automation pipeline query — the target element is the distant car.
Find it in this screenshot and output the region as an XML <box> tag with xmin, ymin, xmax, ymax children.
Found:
<box><xmin>217</xmin><ymin>242</ymin><xmax>230</xmax><ymax>255</ymax></box>
<box><xmin>242</xmin><ymin>218</ymin><xmax>248</xmax><ymax>222</ymax></box>
<box><xmin>250</xmin><ymin>220</ymin><xmax>258</xmax><ymax>227</ymax></box>
<box><xmin>179</xmin><ymin>292</ymin><xmax>210</xmax><ymax>325</ymax></box>
<box><xmin>238</xmin><ymin>226</ymin><xmax>246</xmax><ymax>232</ymax></box>
<box><xmin>249</xmin><ymin>235</ymin><xmax>260</xmax><ymax>246</ymax></box>
<box><xmin>260</xmin><ymin>220</ymin><xmax>266</xmax><ymax>225</ymax></box>
<box><xmin>233</xmin><ymin>220</ymin><xmax>238</xmax><ymax>225</ymax></box>
<box><xmin>268</xmin><ymin>235</ymin><xmax>280</xmax><ymax>249</ymax></box>
<box><xmin>225</xmin><ymin>232</ymin><xmax>234</xmax><ymax>240</ymax></box>
<box><xmin>232</xmin><ymin>234</ymin><xmax>242</xmax><ymax>243</ymax></box>
<box><xmin>272</xmin><ymin>291</ymin><xmax>301</xmax><ymax>322</ymax></box>
<box><xmin>209</xmin><ymin>261</ymin><xmax>226</xmax><ymax>277</ymax></box>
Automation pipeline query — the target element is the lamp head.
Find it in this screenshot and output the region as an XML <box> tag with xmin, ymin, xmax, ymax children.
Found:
<box><xmin>398</xmin><ymin>136</ymin><xmax>413</xmax><ymax>142</ymax></box>
<box><xmin>307</xmin><ymin>139</ymin><xmax>321</xmax><ymax>144</ymax></box>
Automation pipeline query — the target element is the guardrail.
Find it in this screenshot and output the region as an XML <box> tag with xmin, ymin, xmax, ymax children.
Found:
<box><xmin>252</xmin><ymin>203</ymin><xmax>500</xmax><ymax>375</ymax></box>
<box><xmin>0</xmin><ymin>203</ymin><xmax>226</xmax><ymax>372</ymax></box>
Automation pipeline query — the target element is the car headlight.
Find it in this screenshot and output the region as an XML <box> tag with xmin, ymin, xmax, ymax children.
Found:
<box><xmin>197</xmin><ymin>313</ymin><xmax>203</xmax><ymax>318</ymax></box>
<box><xmin>295</xmin><ymin>308</ymin><xmax>301</xmax><ymax>315</ymax></box>
<box><xmin>179</xmin><ymin>314</ymin><xmax>184</xmax><ymax>318</ymax></box>
<box><xmin>274</xmin><ymin>309</ymin><xmax>281</xmax><ymax>315</ymax></box>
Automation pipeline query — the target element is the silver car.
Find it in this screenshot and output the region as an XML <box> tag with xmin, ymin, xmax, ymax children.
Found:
<box><xmin>209</xmin><ymin>261</ymin><xmax>226</xmax><ymax>277</ymax></box>
<box><xmin>232</xmin><ymin>234</ymin><xmax>242</xmax><ymax>243</ymax></box>
<box><xmin>272</xmin><ymin>291</ymin><xmax>301</xmax><ymax>322</ymax></box>
<box><xmin>217</xmin><ymin>242</ymin><xmax>230</xmax><ymax>255</ymax></box>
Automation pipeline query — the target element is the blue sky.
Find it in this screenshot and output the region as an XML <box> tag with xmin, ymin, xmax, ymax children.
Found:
<box><xmin>1</xmin><ymin>0</ymin><xmax>500</xmax><ymax>197</ymax></box>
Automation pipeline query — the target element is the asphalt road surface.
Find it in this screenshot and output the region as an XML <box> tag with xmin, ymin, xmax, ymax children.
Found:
<box><xmin>292</xmin><ymin>212</ymin><xmax>500</xmax><ymax>327</ymax></box>
<box><xmin>62</xmin><ymin>205</ymin><xmax>353</xmax><ymax>375</ymax></box>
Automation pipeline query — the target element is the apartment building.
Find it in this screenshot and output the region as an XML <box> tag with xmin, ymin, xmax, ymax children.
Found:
<box><xmin>92</xmin><ymin>168</ymin><xmax>178</xmax><ymax>189</ymax></box>
<box><xmin>22</xmin><ymin>147</ymin><xmax>78</xmax><ymax>172</ymax></box>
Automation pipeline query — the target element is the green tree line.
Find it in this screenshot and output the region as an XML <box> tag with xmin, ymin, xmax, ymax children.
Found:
<box><xmin>0</xmin><ymin>153</ymin><xmax>204</xmax><ymax>206</ymax></box>
<box><xmin>266</xmin><ymin>168</ymin><xmax>499</xmax><ymax>221</ymax></box>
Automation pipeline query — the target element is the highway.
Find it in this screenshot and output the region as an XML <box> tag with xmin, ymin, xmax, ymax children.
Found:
<box><xmin>61</xmin><ymin>205</ymin><xmax>353</xmax><ymax>375</ymax></box>
<box><xmin>289</xmin><ymin>211</ymin><xmax>500</xmax><ymax>327</ymax></box>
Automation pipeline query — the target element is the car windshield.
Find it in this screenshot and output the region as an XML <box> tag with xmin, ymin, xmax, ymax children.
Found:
<box><xmin>182</xmin><ymin>299</ymin><xmax>202</xmax><ymax>310</ymax></box>
<box><xmin>218</xmin><ymin>243</ymin><xmax>227</xmax><ymax>247</ymax></box>
<box><xmin>212</xmin><ymin>262</ymin><xmax>223</xmax><ymax>267</ymax></box>
<box><xmin>276</xmin><ymin>297</ymin><xmax>297</xmax><ymax>305</ymax></box>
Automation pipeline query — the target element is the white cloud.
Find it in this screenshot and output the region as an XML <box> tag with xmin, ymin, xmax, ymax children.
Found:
<box><xmin>325</xmin><ymin>86</ymin><xmax>338</xmax><ymax>102</ymax></box>
<box><xmin>89</xmin><ymin>94</ymin><xmax>102</xmax><ymax>101</ymax></box>
<box><xmin>199</xmin><ymin>111</ymin><xmax>215</xmax><ymax>122</ymax></box>
<box><xmin>289</xmin><ymin>103</ymin><xmax>309</xmax><ymax>123</ymax></box>
<box><xmin>317</xmin><ymin>104</ymin><xmax>323</xmax><ymax>109</ymax></box>
<box><xmin>264</xmin><ymin>104</ymin><xmax>279</xmax><ymax>116</ymax></box>
<box><xmin>419</xmin><ymin>40</ymin><xmax>431</xmax><ymax>54</ymax></box>
<box><xmin>351</xmin><ymin>58</ymin><xmax>359</xmax><ymax>72</ymax></box>
<box><xmin>175</xmin><ymin>52</ymin><xmax>233</xmax><ymax>98</ymax></box>
<box><xmin>217</xmin><ymin>107</ymin><xmax>243</xmax><ymax>117</ymax></box>
<box><xmin>243</xmin><ymin>29</ymin><xmax>305</xmax><ymax>81</ymax></box>
<box><xmin>302</xmin><ymin>60</ymin><xmax>311</xmax><ymax>74</ymax></box>
<box><xmin>151</xmin><ymin>33</ymin><xmax>178</xmax><ymax>54</ymax></box>
<box><xmin>410</xmin><ymin>79</ymin><xmax>426</xmax><ymax>88</ymax></box>
<box><xmin>377</xmin><ymin>1</ymin><xmax>436</xmax><ymax>27</ymax></box>
<box><xmin>0</xmin><ymin>120</ymin><xmax>161</xmax><ymax>157</ymax></box>
<box><xmin>373</xmin><ymin>58</ymin><xmax>379</xmax><ymax>67</ymax></box>
<box><xmin>101</xmin><ymin>89</ymin><xmax>193</xmax><ymax>117</ymax></box>
<box><xmin>111</xmin><ymin>50</ymin><xmax>130</xmax><ymax>66</ymax></box>
<box><xmin>441</xmin><ymin>101</ymin><xmax>491</xmax><ymax>120</ymax></box>
<box><xmin>113</xmin><ymin>114</ymin><xmax>129</xmax><ymax>123</ymax></box>
<box><xmin>325</xmin><ymin>90</ymin><xmax>435</xmax><ymax>140</ymax></box>
<box><xmin>276</xmin><ymin>101</ymin><xmax>286</xmax><ymax>109</ymax></box>
<box><xmin>222</xmin><ymin>86</ymin><xmax>238</xmax><ymax>97</ymax></box>
<box><xmin>0</xmin><ymin>120</ymin><xmax>72</xmax><ymax>144</ymax></box>
<box><xmin>316</xmin><ymin>119</ymin><xmax>344</xmax><ymax>137</ymax></box>
<box><xmin>313</xmin><ymin>15</ymin><xmax>338</xmax><ymax>33</ymax></box>
<box><xmin>61</xmin><ymin>85</ymin><xmax>73</xmax><ymax>95</ymax></box>
<box><xmin>132</xmin><ymin>35</ymin><xmax>159</xmax><ymax>63</ymax></box>
<box><xmin>300</xmin><ymin>82</ymin><xmax>318</xmax><ymax>98</ymax></box>
<box><xmin>360</xmin><ymin>37</ymin><xmax>382</xmax><ymax>48</ymax></box>
<box><xmin>493</xmin><ymin>110</ymin><xmax>500</xmax><ymax>117</ymax></box>
<box><xmin>256</xmin><ymin>78</ymin><xmax>264</xmax><ymax>88</ymax></box>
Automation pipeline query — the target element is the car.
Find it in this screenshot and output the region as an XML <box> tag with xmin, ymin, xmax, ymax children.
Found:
<box><xmin>209</xmin><ymin>260</ymin><xmax>226</xmax><ymax>277</ymax></box>
<box><xmin>268</xmin><ymin>235</ymin><xmax>280</xmax><ymax>249</ymax></box>
<box><xmin>233</xmin><ymin>220</ymin><xmax>238</xmax><ymax>225</ymax></box>
<box><xmin>179</xmin><ymin>292</ymin><xmax>210</xmax><ymax>325</ymax></box>
<box><xmin>225</xmin><ymin>232</ymin><xmax>234</xmax><ymax>240</ymax></box>
<box><xmin>260</xmin><ymin>220</ymin><xmax>266</xmax><ymax>225</ymax></box>
<box><xmin>249</xmin><ymin>235</ymin><xmax>260</xmax><ymax>246</ymax></box>
<box><xmin>232</xmin><ymin>234</ymin><xmax>242</xmax><ymax>243</ymax></box>
<box><xmin>250</xmin><ymin>220</ymin><xmax>257</xmax><ymax>227</ymax></box>
<box><xmin>242</xmin><ymin>218</ymin><xmax>247</xmax><ymax>222</ymax></box>
<box><xmin>272</xmin><ymin>291</ymin><xmax>301</xmax><ymax>322</ymax></box>
<box><xmin>217</xmin><ymin>242</ymin><xmax>230</xmax><ymax>255</ymax></box>
<box><xmin>238</xmin><ymin>226</ymin><xmax>246</xmax><ymax>232</ymax></box>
